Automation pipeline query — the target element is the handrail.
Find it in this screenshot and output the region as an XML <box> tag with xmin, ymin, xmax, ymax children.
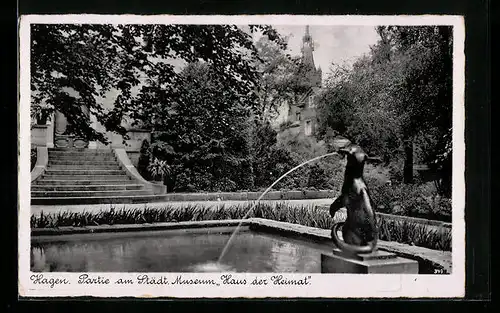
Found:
<box><xmin>113</xmin><ymin>148</ymin><xmax>166</xmax><ymax>195</ymax></box>
<box><xmin>31</xmin><ymin>146</ymin><xmax>48</xmax><ymax>183</ymax></box>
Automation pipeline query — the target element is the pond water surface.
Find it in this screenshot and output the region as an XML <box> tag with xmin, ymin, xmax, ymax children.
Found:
<box><xmin>31</xmin><ymin>227</ymin><xmax>332</xmax><ymax>273</ymax></box>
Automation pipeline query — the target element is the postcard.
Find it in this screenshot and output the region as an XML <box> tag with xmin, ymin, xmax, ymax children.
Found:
<box><xmin>19</xmin><ymin>14</ymin><xmax>465</xmax><ymax>298</ymax></box>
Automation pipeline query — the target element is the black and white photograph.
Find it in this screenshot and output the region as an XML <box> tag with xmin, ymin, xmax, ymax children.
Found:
<box><xmin>19</xmin><ymin>15</ymin><xmax>465</xmax><ymax>298</ymax></box>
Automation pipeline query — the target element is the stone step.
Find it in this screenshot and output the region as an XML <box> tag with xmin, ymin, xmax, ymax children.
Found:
<box><xmin>31</xmin><ymin>190</ymin><xmax>155</xmax><ymax>198</ymax></box>
<box><xmin>48</xmin><ymin>155</ymin><xmax>117</xmax><ymax>161</ymax></box>
<box><xmin>48</xmin><ymin>154</ymin><xmax>116</xmax><ymax>160</ymax></box>
<box><xmin>33</xmin><ymin>179</ymin><xmax>136</xmax><ymax>185</ymax></box>
<box><xmin>44</xmin><ymin>169</ymin><xmax>125</xmax><ymax>175</ymax></box>
<box><xmin>39</xmin><ymin>174</ymin><xmax>132</xmax><ymax>180</ymax></box>
<box><xmin>49</xmin><ymin>149</ymin><xmax>113</xmax><ymax>154</ymax></box>
<box><xmin>32</xmin><ymin>148</ymin><xmax>164</xmax><ymax>205</ymax></box>
<box><xmin>48</xmin><ymin>150</ymin><xmax>115</xmax><ymax>156</ymax></box>
<box><xmin>49</xmin><ymin>147</ymin><xmax>112</xmax><ymax>151</ymax></box>
<box><xmin>31</xmin><ymin>184</ymin><xmax>145</xmax><ymax>192</ymax></box>
<box><xmin>48</xmin><ymin>164</ymin><xmax>122</xmax><ymax>170</ymax></box>
<box><xmin>49</xmin><ymin>160</ymin><xmax>119</xmax><ymax>166</ymax></box>
<box><xmin>32</xmin><ymin>194</ymin><xmax>169</xmax><ymax>205</ymax></box>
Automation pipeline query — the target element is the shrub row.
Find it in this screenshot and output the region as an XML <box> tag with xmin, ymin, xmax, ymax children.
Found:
<box><xmin>367</xmin><ymin>181</ymin><xmax>452</xmax><ymax>222</ymax></box>
<box><xmin>31</xmin><ymin>203</ymin><xmax>451</xmax><ymax>251</ymax></box>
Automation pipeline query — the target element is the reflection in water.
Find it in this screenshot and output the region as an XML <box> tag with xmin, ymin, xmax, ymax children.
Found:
<box><xmin>31</xmin><ymin>231</ymin><xmax>327</xmax><ymax>273</ymax></box>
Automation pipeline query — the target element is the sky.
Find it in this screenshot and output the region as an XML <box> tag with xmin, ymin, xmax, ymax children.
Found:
<box><xmin>270</xmin><ymin>25</ymin><xmax>380</xmax><ymax>80</ymax></box>
<box><xmin>165</xmin><ymin>25</ymin><xmax>380</xmax><ymax>78</ymax></box>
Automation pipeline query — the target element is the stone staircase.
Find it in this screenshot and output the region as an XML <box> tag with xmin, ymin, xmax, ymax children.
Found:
<box><xmin>31</xmin><ymin>148</ymin><xmax>167</xmax><ymax>205</ymax></box>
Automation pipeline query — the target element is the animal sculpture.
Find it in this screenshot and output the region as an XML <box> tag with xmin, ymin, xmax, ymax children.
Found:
<box><xmin>330</xmin><ymin>144</ymin><xmax>382</xmax><ymax>255</ymax></box>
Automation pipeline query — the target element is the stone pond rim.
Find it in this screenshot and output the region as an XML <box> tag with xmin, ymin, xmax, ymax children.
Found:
<box><xmin>31</xmin><ymin>218</ymin><xmax>451</xmax><ymax>274</ymax></box>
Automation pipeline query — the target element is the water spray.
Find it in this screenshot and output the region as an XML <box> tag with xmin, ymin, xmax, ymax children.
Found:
<box><xmin>217</xmin><ymin>151</ymin><xmax>340</xmax><ymax>264</ymax></box>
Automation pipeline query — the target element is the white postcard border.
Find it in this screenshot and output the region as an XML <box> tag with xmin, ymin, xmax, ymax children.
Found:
<box><xmin>18</xmin><ymin>14</ymin><xmax>466</xmax><ymax>298</ymax></box>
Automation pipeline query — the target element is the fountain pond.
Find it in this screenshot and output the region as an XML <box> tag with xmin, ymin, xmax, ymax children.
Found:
<box><xmin>30</xmin><ymin>150</ymin><xmax>428</xmax><ymax>274</ymax></box>
<box><xmin>31</xmin><ymin>219</ymin><xmax>422</xmax><ymax>274</ymax></box>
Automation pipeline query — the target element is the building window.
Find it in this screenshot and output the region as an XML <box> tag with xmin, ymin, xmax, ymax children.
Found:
<box><xmin>296</xmin><ymin>112</ymin><xmax>301</xmax><ymax>121</ymax></box>
<box><xmin>305</xmin><ymin>120</ymin><xmax>312</xmax><ymax>136</ymax></box>
<box><xmin>308</xmin><ymin>95</ymin><xmax>315</xmax><ymax>108</ymax></box>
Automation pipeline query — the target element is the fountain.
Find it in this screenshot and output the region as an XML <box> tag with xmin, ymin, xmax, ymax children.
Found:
<box><xmin>30</xmin><ymin>145</ymin><xmax>419</xmax><ymax>274</ymax></box>
<box><xmin>212</xmin><ymin>144</ymin><xmax>418</xmax><ymax>274</ymax></box>
<box><xmin>319</xmin><ymin>144</ymin><xmax>418</xmax><ymax>273</ymax></box>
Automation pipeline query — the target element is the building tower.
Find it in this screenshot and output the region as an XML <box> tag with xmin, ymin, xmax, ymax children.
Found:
<box><xmin>300</xmin><ymin>25</ymin><xmax>322</xmax><ymax>87</ymax></box>
<box><xmin>276</xmin><ymin>25</ymin><xmax>323</xmax><ymax>137</ymax></box>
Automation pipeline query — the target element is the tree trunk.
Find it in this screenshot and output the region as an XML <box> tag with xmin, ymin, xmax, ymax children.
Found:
<box><xmin>403</xmin><ymin>138</ymin><xmax>414</xmax><ymax>184</ymax></box>
<box><xmin>439</xmin><ymin>154</ymin><xmax>452</xmax><ymax>198</ymax></box>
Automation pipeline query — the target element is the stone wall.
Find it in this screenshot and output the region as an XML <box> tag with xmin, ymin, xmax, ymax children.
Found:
<box><xmin>160</xmin><ymin>190</ymin><xmax>336</xmax><ymax>201</ymax></box>
<box><xmin>126</xmin><ymin>151</ymin><xmax>141</xmax><ymax>168</ymax></box>
<box><xmin>31</xmin><ymin>122</ymin><xmax>54</xmax><ymax>148</ymax></box>
<box><xmin>31</xmin><ymin>125</ymin><xmax>49</xmax><ymax>147</ymax></box>
<box><xmin>94</xmin><ymin>129</ymin><xmax>151</xmax><ymax>154</ymax></box>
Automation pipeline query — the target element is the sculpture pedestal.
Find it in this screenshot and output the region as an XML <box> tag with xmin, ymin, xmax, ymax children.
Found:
<box><xmin>321</xmin><ymin>249</ymin><xmax>419</xmax><ymax>274</ymax></box>
<box><xmin>31</xmin><ymin>125</ymin><xmax>49</xmax><ymax>147</ymax></box>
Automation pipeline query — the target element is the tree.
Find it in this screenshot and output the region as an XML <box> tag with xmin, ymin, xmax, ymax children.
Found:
<box><xmin>317</xmin><ymin>56</ymin><xmax>403</xmax><ymax>162</ymax></box>
<box><xmin>149</xmin><ymin>62</ymin><xmax>255</xmax><ymax>192</ymax></box>
<box><xmin>315</xmin><ymin>63</ymin><xmax>353</xmax><ymax>137</ymax></box>
<box><xmin>252</xmin><ymin>35</ymin><xmax>303</xmax><ymax>122</ymax></box>
<box><xmin>316</xmin><ymin>26</ymin><xmax>453</xmax><ymax>190</ymax></box>
<box><xmin>249</xmin><ymin>119</ymin><xmax>279</xmax><ymax>188</ymax></box>
<box><xmin>31</xmin><ymin>24</ymin><xmax>128</xmax><ymax>142</ymax></box>
<box><xmin>31</xmin><ymin>24</ymin><xmax>286</xmax><ymax>143</ymax></box>
<box><xmin>377</xmin><ymin>26</ymin><xmax>453</xmax><ymax>183</ymax></box>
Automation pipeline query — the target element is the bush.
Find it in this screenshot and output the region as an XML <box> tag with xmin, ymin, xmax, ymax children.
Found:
<box><xmin>268</xmin><ymin>130</ymin><xmax>345</xmax><ymax>191</ymax></box>
<box><xmin>214</xmin><ymin>177</ymin><xmax>238</xmax><ymax>192</ymax></box>
<box><xmin>144</xmin><ymin>118</ymin><xmax>344</xmax><ymax>193</ymax></box>
<box><xmin>31</xmin><ymin>148</ymin><xmax>37</xmax><ymax>171</ymax></box>
<box><xmin>147</xmin><ymin>157</ymin><xmax>170</xmax><ymax>182</ymax></box>
<box><xmin>137</xmin><ymin>139</ymin><xmax>152</xmax><ymax>181</ymax></box>
<box><xmin>369</xmin><ymin>182</ymin><xmax>451</xmax><ymax>222</ymax></box>
<box><xmin>387</xmin><ymin>160</ymin><xmax>404</xmax><ymax>183</ymax></box>
<box><xmin>307</xmin><ymin>164</ymin><xmax>329</xmax><ymax>189</ymax></box>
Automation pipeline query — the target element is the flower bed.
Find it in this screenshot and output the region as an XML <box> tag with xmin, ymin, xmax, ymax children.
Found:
<box><xmin>32</xmin><ymin>203</ymin><xmax>451</xmax><ymax>251</ymax></box>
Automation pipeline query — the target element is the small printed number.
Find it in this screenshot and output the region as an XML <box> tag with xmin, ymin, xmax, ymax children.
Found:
<box><xmin>434</xmin><ymin>269</ymin><xmax>446</xmax><ymax>274</ymax></box>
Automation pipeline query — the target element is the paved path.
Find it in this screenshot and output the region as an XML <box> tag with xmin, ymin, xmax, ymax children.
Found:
<box><xmin>30</xmin><ymin>199</ymin><xmax>334</xmax><ymax>216</ymax></box>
